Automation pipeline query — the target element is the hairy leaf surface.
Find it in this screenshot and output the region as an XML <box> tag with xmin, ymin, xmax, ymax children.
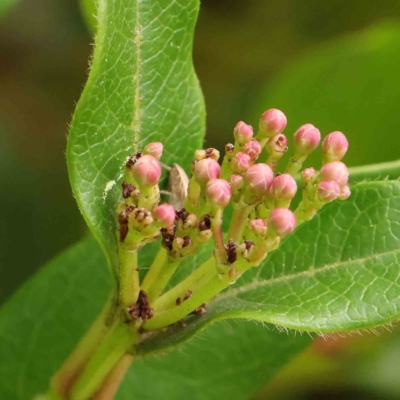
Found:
<box><xmin>0</xmin><ymin>239</ymin><xmax>309</xmax><ymax>400</ymax></box>
<box><xmin>67</xmin><ymin>0</ymin><xmax>205</xmax><ymax>272</ymax></box>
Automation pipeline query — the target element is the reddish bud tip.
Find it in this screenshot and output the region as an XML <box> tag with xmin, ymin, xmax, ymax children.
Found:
<box><xmin>193</xmin><ymin>159</ymin><xmax>221</xmax><ymax>183</ymax></box>
<box><xmin>271</xmin><ymin>174</ymin><xmax>297</xmax><ymax>201</ymax></box>
<box><xmin>231</xmin><ymin>152</ymin><xmax>251</xmax><ymax>174</ymax></box>
<box><xmin>153</xmin><ymin>204</ymin><xmax>176</xmax><ymax>227</ymax></box>
<box><xmin>268</xmin><ymin>208</ymin><xmax>296</xmax><ymax>237</ymax></box>
<box><xmin>131</xmin><ymin>155</ymin><xmax>162</xmax><ymax>187</ymax></box>
<box><xmin>318</xmin><ymin>180</ymin><xmax>341</xmax><ymax>202</ymax></box>
<box><xmin>206</xmin><ymin>179</ymin><xmax>231</xmax><ymax>208</ymax></box>
<box><xmin>250</xmin><ymin>219</ymin><xmax>267</xmax><ymax>235</ymax></box>
<box><xmin>301</xmin><ymin>167</ymin><xmax>317</xmax><ymax>183</ymax></box>
<box><xmin>339</xmin><ymin>185</ymin><xmax>351</xmax><ymax>200</ymax></box>
<box><xmin>293</xmin><ymin>124</ymin><xmax>321</xmax><ymax>155</ymax></box>
<box><xmin>143</xmin><ymin>142</ymin><xmax>163</xmax><ymax>159</ymax></box>
<box><xmin>205</xmin><ymin>148</ymin><xmax>220</xmax><ymax>161</ymax></box>
<box><xmin>259</xmin><ymin>109</ymin><xmax>287</xmax><ymax>137</ymax></box>
<box><xmin>234</xmin><ymin>121</ymin><xmax>254</xmax><ymax>145</ymax></box>
<box><xmin>242</xmin><ymin>140</ymin><xmax>262</xmax><ymax>161</ymax></box>
<box><xmin>244</xmin><ymin>163</ymin><xmax>274</xmax><ymax>194</ymax></box>
<box><xmin>322</xmin><ymin>131</ymin><xmax>348</xmax><ymax>162</ymax></box>
<box><xmin>319</xmin><ymin>161</ymin><xmax>349</xmax><ymax>188</ymax></box>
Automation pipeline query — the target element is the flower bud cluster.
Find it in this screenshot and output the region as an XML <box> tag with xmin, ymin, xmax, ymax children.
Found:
<box><xmin>118</xmin><ymin>109</ymin><xmax>349</xmax><ymax>287</ymax></box>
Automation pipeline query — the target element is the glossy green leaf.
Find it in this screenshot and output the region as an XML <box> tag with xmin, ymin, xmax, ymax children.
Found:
<box><xmin>252</xmin><ymin>23</ymin><xmax>400</xmax><ymax>169</ymax></box>
<box><xmin>140</xmin><ymin>181</ymin><xmax>400</xmax><ymax>352</ymax></box>
<box><xmin>67</xmin><ymin>0</ymin><xmax>205</xmax><ymax>271</ymax></box>
<box><xmin>0</xmin><ymin>238</ymin><xmax>309</xmax><ymax>400</ymax></box>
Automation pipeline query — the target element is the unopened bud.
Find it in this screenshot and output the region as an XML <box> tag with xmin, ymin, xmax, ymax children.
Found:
<box><xmin>322</xmin><ymin>131</ymin><xmax>348</xmax><ymax>163</ymax></box>
<box><xmin>231</xmin><ymin>152</ymin><xmax>251</xmax><ymax>174</ymax></box>
<box><xmin>193</xmin><ymin>159</ymin><xmax>221</xmax><ymax>184</ymax></box>
<box><xmin>319</xmin><ymin>161</ymin><xmax>349</xmax><ymax>188</ymax></box>
<box><xmin>153</xmin><ymin>204</ymin><xmax>176</xmax><ymax>227</ymax></box>
<box><xmin>205</xmin><ymin>148</ymin><xmax>220</xmax><ymax>161</ymax></box>
<box><xmin>301</xmin><ymin>167</ymin><xmax>317</xmax><ymax>183</ymax></box>
<box><xmin>271</xmin><ymin>174</ymin><xmax>297</xmax><ymax>202</ymax></box>
<box><xmin>194</xmin><ymin>149</ymin><xmax>207</xmax><ymax>161</ymax></box>
<box><xmin>244</xmin><ymin>163</ymin><xmax>274</xmax><ymax>195</ymax></box>
<box><xmin>268</xmin><ymin>208</ymin><xmax>296</xmax><ymax>237</ymax></box>
<box><xmin>206</xmin><ymin>179</ymin><xmax>231</xmax><ymax>208</ymax></box>
<box><xmin>225</xmin><ymin>143</ymin><xmax>235</xmax><ymax>154</ymax></box>
<box><xmin>242</xmin><ymin>140</ymin><xmax>262</xmax><ymax>161</ymax></box>
<box><xmin>293</xmin><ymin>124</ymin><xmax>321</xmax><ymax>155</ymax></box>
<box><xmin>259</xmin><ymin>108</ymin><xmax>287</xmax><ymax>137</ymax></box>
<box><xmin>318</xmin><ymin>180</ymin><xmax>341</xmax><ymax>202</ymax></box>
<box><xmin>234</xmin><ymin>121</ymin><xmax>254</xmax><ymax>145</ymax></box>
<box><xmin>131</xmin><ymin>155</ymin><xmax>161</xmax><ymax>188</ymax></box>
<box><xmin>250</xmin><ymin>219</ymin><xmax>267</xmax><ymax>235</ymax></box>
<box><xmin>265</xmin><ymin>134</ymin><xmax>288</xmax><ymax>155</ymax></box>
<box><xmin>143</xmin><ymin>142</ymin><xmax>163</xmax><ymax>159</ymax></box>
<box><xmin>339</xmin><ymin>185</ymin><xmax>351</xmax><ymax>200</ymax></box>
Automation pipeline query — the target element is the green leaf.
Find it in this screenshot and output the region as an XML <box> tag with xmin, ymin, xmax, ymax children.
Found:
<box><xmin>67</xmin><ymin>0</ymin><xmax>205</xmax><ymax>271</ymax></box>
<box><xmin>0</xmin><ymin>238</ymin><xmax>309</xmax><ymax>400</ymax></box>
<box><xmin>140</xmin><ymin>181</ymin><xmax>400</xmax><ymax>352</ymax></box>
<box><xmin>78</xmin><ymin>0</ymin><xmax>97</xmax><ymax>33</ymax></box>
<box><xmin>252</xmin><ymin>23</ymin><xmax>400</xmax><ymax>169</ymax></box>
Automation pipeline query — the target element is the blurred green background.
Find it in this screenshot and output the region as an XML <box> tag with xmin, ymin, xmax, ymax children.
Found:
<box><xmin>1</xmin><ymin>1</ymin><xmax>400</xmax><ymax>399</ymax></box>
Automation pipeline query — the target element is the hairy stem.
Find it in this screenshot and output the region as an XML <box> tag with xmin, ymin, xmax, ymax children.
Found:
<box><xmin>144</xmin><ymin>255</ymin><xmax>181</xmax><ymax>303</ymax></box>
<box><xmin>49</xmin><ymin>291</ymin><xmax>116</xmax><ymax>398</ymax></box>
<box><xmin>227</xmin><ymin>204</ymin><xmax>252</xmax><ymax>243</ymax></box>
<box><xmin>92</xmin><ymin>354</ymin><xmax>134</xmax><ymax>400</ymax></box>
<box><xmin>140</xmin><ymin>247</ymin><xmax>167</xmax><ymax>294</ymax></box>
<box><xmin>69</xmin><ymin>318</ymin><xmax>138</xmax><ymax>400</ymax></box>
<box><xmin>152</xmin><ymin>256</ymin><xmax>216</xmax><ymax>312</ymax></box>
<box><xmin>118</xmin><ymin>245</ymin><xmax>140</xmax><ymax>309</ymax></box>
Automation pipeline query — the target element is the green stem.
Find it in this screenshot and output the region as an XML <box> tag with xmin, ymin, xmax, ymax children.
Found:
<box><xmin>69</xmin><ymin>318</ymin><xmax>138</xmax><ymax>400</ymax></box>
<box><xmin>285</xmin><ymin>154</ymin><xmax>307</xmax><ymax>176</ymax></box>
<box><xmin>143</xmin><ymin>271</ymin><xmax>230</xmax><ymax>330</ymax></box>
<box><xmin>118</xmin><ymin>245</ymin><xmax>140</xmax><ymax>309</ymax></box>
<box><xmin>140</xmin><ymin>247</ymin><xmax>167</xmax><ymax>294</ymax></box>
<box><xmin>49</xmin><ymin>291</ymin><xmax>116</xmax><ymax>398</ymax></box>
<box><xmin>144</xmin><ymin>255</ymin><xmax>181</xmax><ymax>303</ymax></box>
<box><xmin>227</xmin><ymin>204</ymin><xmax>252</xmax><ymax>242</ymax></box>
<box><xmin>152</xmin><ymin>256</ymin><xmax>216</xmax><ymax>312</ymax></box>
<box><xmin>210</xmin><ymin>207</ymin><xmax>227</xmax><ymax>264</ymax></box>
<box><xmin>92</xmin><ymin>354</ymin><xmax>134</xmax><ymax>400</ymax></box>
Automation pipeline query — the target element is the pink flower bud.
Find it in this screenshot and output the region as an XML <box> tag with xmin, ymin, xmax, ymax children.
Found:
<box><xmin>271</xmin><ymin>174</ymin><xmax>297</xmax><ymax>201</ymax></box>
<box><xmin>206</xmin><ymin>179</ymin><xmax>231</xmax><ymax>208</ymax></box>
<box><xmin>234</xmin><ymin>121</ymin><xmax>254</xmax><ymax>145</ymax></box>
<box><xmin>319</xmin><ymin>161</ymin><xmax>349</xmax><ymax>188</ymax></box>
<box><xmin>244</xmin><ymin>163</ymin><xmax>274</xmax><ymax>194</ymax></box>
<box><xmin>131</xmin><ymin>155</ymin><xmax>161</xmax><ymax>187</ymax></box>
<box><xmin>193</xmin><ymin>159</ymin><xmax>221</xmax><ymax>184</ymax></box>
<box><xmin>259</xmin><ymin>109</ymin><xmax>287</xmax><ymax>137</ymax></box>
<box><xmin>301</xmin><ymin>167</ymin><xmax>317</xmax><ymax>183</ymax></box>
<box><xmin>293</xmin><ymin>124</ymin><xmax>321</xmax><ymax>155</ymax></box>
<box><xmin>322</xmin><ymin>131</ymin><xmax>348</xmax><ymax>162</ymax></box>
<box><xmin>231</xmin><ymin>152</ymin><xmax>251</xmax><ymax>174</ymax></box>
<box><xmin>339</xmin><ymin>185</ymin><xmax>351</xmax><ymax>200</ymax></box>
<box><xmin>268</xmin><ymin>208</ymin><xmax>296</xmax><ymax>237</ymax></box>
<box><xmin>230</xmin><ymin>174</ymin><xmax>244</xmax><ymax>192</ymax></box>
<box><xmin>153</xmin><ymin>204</ymin><xmax>176</xmax><ymax>227</ymax></box>
<box><xmin>250</xmin><ymin>219</ymin><xmax>267</xmax><ymax>235</ymax></box>
<box><xmin>242</xmin><ymin>140</ymin><xmax>262</xmax><ymax>161</ymax></box>
<box><xmin>318</xmin><ymin>180</ymin><xmax>341</xmax><ymax>202</ymax></box>
<box><xmin>143</xmin><ymin>142</ymin><xmax>163</xmax><ymax>159</ymax></box>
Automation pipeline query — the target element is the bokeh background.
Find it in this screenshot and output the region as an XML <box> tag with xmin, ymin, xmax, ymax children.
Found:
<box><xmin>1</xmin><ymin>1</ymin><xmax>400</xmax><ymax>398</ymax></box>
